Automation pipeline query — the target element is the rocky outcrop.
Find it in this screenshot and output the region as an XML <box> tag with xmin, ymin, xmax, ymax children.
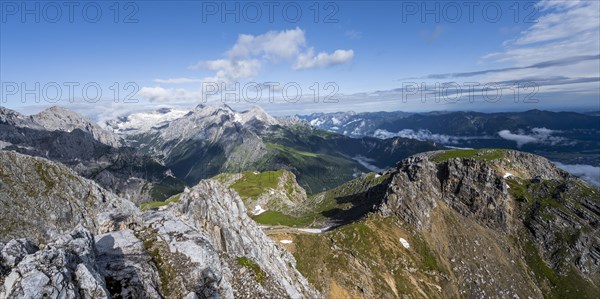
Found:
<box><xmin>0</xmin><ymin>107</ymin><xmax>42</xmax><ymax>129</ymax></box>
<box><xmin>378</xmin><ymin>155</ymin><xmax>441</xmax><ymax>229</ymax></box>
<box><xmin>0</xmin><ymin>150</ymin><xmax>139</xmax><ymax>244</ymax></box>
<box><xmin>0</xmin><ymin>152</ymin><xmax>319</xmax><ymax>298</ymax></box>
<box><xmin>94</xmin><ymin>229</ymin><xmax>162</xmax><ymax>298</ymax></box>
<box><xmin>380</xmin><ymin>150</ymin><xmax>567</xmax><ymax>230</ymax></box>
<box><xmin>379</xmin><ymin>149</ymin><xmax>600</xmax><ymax>297</ymax></box>
<box><xmin>1</xmin><ymin>226</ymin><xmax>109</xmax><ymax>299</ymax></box>
<box><xmin>175</xmin><ymin>181</ymin><xmax>320</xmax><ymax>298</ymax></box>
<box><xmin>440</xmin><ymin>158</ymin><xmax>510</xmax><ymax>231</ymax></box>
<box><xmin>217</xmin><ymin>170</ymin><xmax>309</xmax><ymax>215</ymax></box>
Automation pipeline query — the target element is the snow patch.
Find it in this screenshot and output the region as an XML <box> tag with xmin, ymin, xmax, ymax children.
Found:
<box><xmin>111</xmin><ymin>108</ymin><xmax>190</xmax><ymax>134</ymax></box>
<box><xmin>503</xmin><ymin>172</ymin><xmax>513</xmax><ymax>179</ymax></box>
<box><xmin>310</xmin><ymin>119</ymin><xmax>324</xmax><ymax>126</ymax></box>
<box><xmin>400</xmin><ymin>238</ymin><xmax>410</xmax><ymax>249</ymax></box>
<box><xmin>0</xmin><ymin>141</ymin><xmax>12</xmax><ymax>149</ymax></box>
<box><xmin>253</xmin><ymin>205</ymin><xmax>266</xmax><ymax>216</ymax></box>
<box><xmin>280</xmin><ymin>240</ymin><xmax>293</xmax><ymax>244</ymax></box>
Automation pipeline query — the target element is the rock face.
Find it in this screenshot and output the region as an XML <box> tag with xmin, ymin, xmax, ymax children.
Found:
<box><xmin>380</xmin><ymin>150</ymin><xmax>568</xmax><ymax>230</ymax></box>
<box><xmin>0</xmin><ymin>107</ymin><xmax>42</xmax><ymax>129</ymax></box>
<box><xmin>0</xmin><ymin>151</ymin><xmax>139</xmax><ymax>244</ymax></box>
<box><xmin>1</xmin><ymin>226</ymin><xmax>109</xmax><ymax>299</ymax></box>
<box><xmin>175</xmin><ymin>181</ymin><xmax>318</xmax><ymax>298</ymax></box>
<box><xmin>0</xmin><ymin>152</ymin><xmax>320</xmax><ymax>298</ymax></box>
<box><xmin>378</xmin><ymin>155</ymin><xmax>442</xmax><ymax>229</ymax></box>
<box><xmin>379</xmin><ymin>149</ymin><xmax>599</xmax><ymax>297</ymax></box>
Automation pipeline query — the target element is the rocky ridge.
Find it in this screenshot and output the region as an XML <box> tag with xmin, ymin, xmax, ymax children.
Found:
<box><xmin>0</xmin><ymin>151</ymin><xmax>319</xmax><ymax>298</ymax></box>
<box><xmin>377</xmin><ymin>149</ymin><xmax>599</xmax><ymax>297</ymax></box>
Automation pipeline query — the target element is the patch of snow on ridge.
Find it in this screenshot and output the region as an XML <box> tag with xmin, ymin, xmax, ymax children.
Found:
<box><xmin>310</xmin><ymin>119</ymin><xmax>323</xmax><ymax>126</ymax></box>
<box><xmin>400</xmin><ymin>238</ymin><xmax>410</xmax><ymax>249</ymax></box>
<box><xmin>0</xmin><ymin>141</ymin><xmax>12</xmax><ymax>149</ymax></box>
<box><xmin>280</xmin><ymin>240</ymin><xmax>293</xmax><ymax>244</ymax></box>
<box><xmin>253</xmin><ymin>205</ymin><xmax>267</xmax><ymax>216</ymax></box>
<box><xmin>503</xmin><ymin>172</ymin><xmax>513</xmax><ymax>179</ymax></box>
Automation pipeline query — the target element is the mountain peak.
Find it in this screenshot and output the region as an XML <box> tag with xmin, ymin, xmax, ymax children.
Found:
<box><xmin>0</xmin><ymin>106</ymin><xmax>39</xmax><ymax>128</ymax></box>
<box><xmin>32</xmin><ymin>105</ymin><xmax>121</xmax><ymax>147</ymax></box>
<box><xmin>239</xmin><ymin>105</ymin><xmax>279</xmax><ymax>126</ymax></box>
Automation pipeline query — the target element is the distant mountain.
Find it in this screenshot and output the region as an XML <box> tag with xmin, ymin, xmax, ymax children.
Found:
<box><xmin>113</xmin><ymin>105</ymin><xmax>440</xmax><ymax>193</ymax></box>
<box><xmin>297</xmin><ymin>110</ymin><xmax>413</xmax><ymax>137</ymax></box>
<box><xmin>32</xmin><ymin>106</ymin><xmax>122</xmax><ymax>147</ymax></box>
<box><xmin>0</xmin><ymin>107</ymin><xmax>184</xmax><ymax>203</ymax></box>
<box><xmin>300</xmin><ymin>109</ymin><xmax>600</xmax><ymax>166</ymax></box>
<box><xmin>106</xmin><ymin>107</ymin><xmax>192</xmax><ymax>134</ymax></box>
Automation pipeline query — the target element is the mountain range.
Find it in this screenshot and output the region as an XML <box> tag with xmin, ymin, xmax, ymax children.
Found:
<box><xmin>0</xmin><ymin>105</ymin><xmax>599</xmax><ymax>298</ymax></box>
<box><xmin>299</xmin><ymin>109</ymin><xmax>600</xmax><ymax>167</ymax></box>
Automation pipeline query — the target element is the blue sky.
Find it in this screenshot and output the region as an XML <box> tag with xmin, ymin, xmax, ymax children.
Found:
<box><xmin>1</xmin><ymin>0</ymin><xmax>599</xmax><ymax>120</ymax></box>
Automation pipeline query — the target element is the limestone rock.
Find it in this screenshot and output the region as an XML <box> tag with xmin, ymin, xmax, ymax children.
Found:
<box><xmin>0</xmin><ymin>226</ymin><xmax>109</xmax><ymax>299</ymax></box>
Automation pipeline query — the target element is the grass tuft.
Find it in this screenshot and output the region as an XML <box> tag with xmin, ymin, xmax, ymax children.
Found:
<box><xmin>236</xmin><ymin>257</ymin><xmax>268</xmax><ymax>285</ymax></box>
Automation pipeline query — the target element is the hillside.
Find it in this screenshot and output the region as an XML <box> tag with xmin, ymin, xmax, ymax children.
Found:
<box><xmin>235</xmin><ymin>149</ymin><xmax>600</xmax><ymax>298</ymax></box>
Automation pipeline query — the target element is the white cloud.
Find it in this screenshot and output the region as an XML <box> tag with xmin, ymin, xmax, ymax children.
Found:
<box><xmin>353</xmin><ymin>156</ymin><xmax>385</xmax><ymax>173</ymax></box>
<box><xmin>227</xmin><ymin>27</ymin><xmax>306</xmax><ymax>61</ymax></box>
<box><xmin>294</xmin><ymin>48</ymin><xmax>354</xmax><ymax>70</ymax></box>
<box><xmin>498</xmin><ymin>127</ymin><xmax>566</xmax><ymax>147</ymax></box>
<box><xmin>190</xmin><ymin>28</ymin><xmax>354</xmax><ymax>83</ymax></box>
<box><xmin>138</xmin><ymin>86</ymin><xmax>201</xmax><ymax>102</ymax></box>
<box><xmin>373</xmin><ymin>128</ymin><xmax>489</xmax><ymax>144</ymax></box>
<box><xmin>553</xmin><ymin>162</ymin><xmax>600</xmax><ymax>187</ymax></box>
<box><xmin>153</xmin><ymin>78</ymin><xmax>203</xmax><ymax>84</ymax></box>
<box><xmin>485</xmin><ymin>1</ymin><xmax>599</xmax><ymax>65</ymax></box>
<box><xmin>476</xmin><ymin>0</ymin><xmax>600</xmax><ymax>96</ymax></box>
<box><xmin>514</xmin><ymin>0</ymin><xmax>599</xmax><ymax>46</ymax></box>
<box><xmin>498</xmin><ymin>130</ymin><xmax>538</xmax><ymax>147</ymax></box>
<box><xmin>191</xmin><ymin>59</ymin><xmax>261</xmax><ymax>83</ymax></box>
<box><xmin>345</xmin><ymin>30</ymin><xmax>362</xmax><ymax>40</ymax></box>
